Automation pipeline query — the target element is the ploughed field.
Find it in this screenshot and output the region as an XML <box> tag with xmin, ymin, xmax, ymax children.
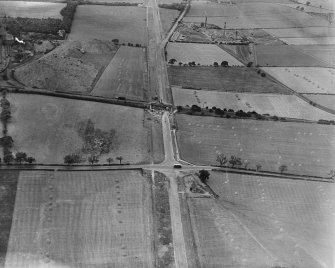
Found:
<box><xmin>167</xmin><ymin>43</ymin><xmax>244</xmax><ymax>66</ymax></box>
<box><xmin>4</xmin><ymin>170</ymin><xmax>154</xmax><ymax>268</ymax></box>
<box><xmin>172</xmin><ymin>87</ymin><xmax>335</xmax><ymax>121</ymax></box>
<box><xmin>0</xmin><ymin>1</ymin><xmax>65</xmax><ymax>19</ymax></box>
<box><xmin>168</xmin><ymin>66</ymin><xmax>290</xmax><ymax>94</ymax></box>
<box><xmin>187</xmin><ymin>171</ymin><xmax>335</xmax><ymax>268</ymax></box>
<box><xmin>6</xmin><ymin>94</ymin><xmax>159</xmax><ymax>164</ymax></box>
<box><xmin>68</xmin><ymin>6</ymin><xmax>147</xmax><ymax>44</ymax></box>
<box><xmin>262</xmin><ymin>67</ymin><xmax>335</xmax><ymax>94</ymax></box>
<box><xmin>254</xmin><ymin>45</ymin><xmax>331</xmax><ymax>67</ymax></box>
<box><xmin>176</xmin><ymin>114</ymin><xmax>335</xmax><ymax>177</ymax></box>
<box><xmin>92</xmin><ymin>46</ymin><xmax>148</xmax><ymax>101</ymax></box>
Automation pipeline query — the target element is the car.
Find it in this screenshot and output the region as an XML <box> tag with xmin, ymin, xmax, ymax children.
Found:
<box><xmin>173</xmin><ymin>164</ymin><xmax>182</xmax><ymax>169</ymax></box>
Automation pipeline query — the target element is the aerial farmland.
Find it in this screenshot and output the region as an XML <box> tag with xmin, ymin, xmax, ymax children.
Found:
<box><xmin>0</xmin><ymin>0</ymin><xmax>334</xmax><ymax>267</ymax></box>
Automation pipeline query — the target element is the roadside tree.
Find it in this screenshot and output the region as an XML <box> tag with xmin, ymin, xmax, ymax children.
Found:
<box><xmin>279</xmin><ymin>164</ymin><xmax>288</xmax><ymax>174</ymax></box>
<box><xmin>216</xmin><ymin>153</ymin><xmax>228</xmax><ymax>166</ymax></box>
<box><xmin>116</xmin><ymin>156</ymin><xmax>123</xmax><ymax>164</ymax></box>
<box><xmin>199</xmin><ymin>170</ymin><xmax>210</xmax><ymax>183</ymax></box>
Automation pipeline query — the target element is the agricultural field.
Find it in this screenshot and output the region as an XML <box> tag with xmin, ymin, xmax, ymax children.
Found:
<box><xmin>87</xmin><ymin>0</ymin><xmax>143</xmax><ymax>3</ymax></box>
<box><xmin>254</xmin><ymin>45</ymin><xmax>330</xmax><ymax>67</ymax></box>
<box><xmin>6</xmin><ymin>94</ymin><xmax>159</xmax><ymax>164</ymax></box>
<box><xmin>0</xmin><ymin>1</ymin><xmax>65</xmax><ymax>19</ymax></box>
<box><xmin>168</xmin><ymin>66</ymin><xmax>291</xmax><ymax>94</ymax></box>
<box><xmin>176</xmin><ymin>114</ymin><xmax>335</xmax><ymax>177</ymax></box>
<box><xmin>265</xmin><ymin>27</ymin><xmax>335</xmax><ymax>39</ymax></box>
<box><xmin>303</xmin><ymin>94</ymin><xmax>335</xmax><ymax>111</ymax></box>
<box><xmin>68</xmin><ymin>6</ymin><xmax>147</xmax><ymax>44</ymax></box>
<box><xmin>186</xmin><ymin>2</ymin><xmax>242</xmax><ymax>17</ymax></box>
<box><xmin>0</xmin><ymin>171</ymin><xmax>20</xmax><ymax>268</ymax></box>
<box><xmin>294</xmin><ymin>0</ymin><xmax>335</xmax><ymax>10</ymax></box>
<box><xmin>262</xmin><ymin>67</ymin><xmax>335</xmax><ymax>94</ymax></box>
<box><xmin>167</xmin><ymin>43</ymin><xmax>243</xmax><ymax>66</ymax></box>
<box><xmin>237</xmin><ymin>2</ymin><xmax>329</xmax><ymax>28</ymax></box>
<box><xmin>15</xmin><ymin>40</ymin><xmax>119</xmax><ymax>93</ymax></box>
<box><xmin>187</xmin><ymin>171</ymin><xmax>335</xmax><ymax>268</ymax></box>
<box><xmin>92</xmin><ymin>46</ymin><xmax>148</xmax><ymax>101</ymax></box>
<box><xmin>280</xmin><ymin>36</ymin><xmax>335</xmax><ymax>45</ymax></box>
<box><xmin>4</xmin><ymin>170</ymin><xmax>154</xmax><ymax>268</ymax></box>
<box><xmin>159</xmin><ymin>8</ymin><xmax>179</xmax><ymax>36</ymax></box>
<box><xmin>297</xmin><ymin>45</ymin><xmax>335</xmax><ymax>66</ymax></box>
<box><xmin>172</xmin><ymin>87</ymin><xmax>335</xmax><ymax>121</ymax></box>
<box><xmin>280</xmin><ymin>3</ymin><xmax>334</xmax><ymax>13</ymax></box>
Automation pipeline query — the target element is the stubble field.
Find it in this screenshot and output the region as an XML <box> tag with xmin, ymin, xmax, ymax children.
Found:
<box><xmin>68</xmin><ymin>6</ymin><xmax>147</xmax><ymax>44</ymax></box>
<box><xmin>92</xmin><ymin>46</ymin><xmax>148</xmax><ymax>101</ymax></box>
<box><xmin>4</xmin><ymin>170</ymin><xmax>154</xmax><ymax>268</ymax></box>
<box><xmin>187</xmin><ymin>171</ymin><xmax>335</xmax><ymax>268</ymax></box>
<box><xmin>262</xmin><ymin>67</ymin><xmax>335</xmax><ymax>94</ymax></box>
<box><xmin>176</xmin><ymin>114</ymin><xmax>335</xmax><ymax>177</ymax></box>
<box><xmin>6</xmin><ymin>94</ymin><xmax>156</xmax><ymax>164</ymax></box>
<box><xmin>168</xmin><ymin>66</ymin><xmax>290</xmax><ymax>94</ymax></box>
<box><xmin>172</xmin><ymin>87</ymin><xmax>335</xmax><ymax>121</ymax></box>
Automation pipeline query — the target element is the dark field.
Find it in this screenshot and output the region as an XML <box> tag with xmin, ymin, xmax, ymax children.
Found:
<box><xmin>168</xmin><ymin>66</ymin><xmax>291</xmax><ymax>94</ymax></box>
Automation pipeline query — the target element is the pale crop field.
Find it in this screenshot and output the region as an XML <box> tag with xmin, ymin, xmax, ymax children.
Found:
<box><xmin>176</xmin><ymin>114</ymin><xmax>335</xmax><ymax>177</ymax></box>
<box><xmin>262</xmin><ymin>67</ymin><xmax>335</xmax><ymax>94</ymax></box>
<box><xmin>6</xmin><ymin>94</ymin><xmax>151</xmax><ymax>164</ymax></box>
<box><xmin>167</xmin><ymin>43</ymin><xmax>244</xmax><ymax>66</ymax></box>
<box><xmin>69</xmin><ymin>6</ymin><xmax>147</xmax><ymax>44</ymax></box>
<box><xmin>265</xmin><ymin>27</ymin><xmax>335</xmax><ymax>39</ymax></box>
<box><xmin>0</xmin><ymin>1</ymin><xmax>65</xmax><ymax>19</ymax></box>
<box><xmin>172</xmin><ymin>87</ymin><xmax>335</xmax><ymax>121</ymax></box>
<box><xmin>92</xmin><ymin>46</ymin><xmax>148</xmax><ymax>101</ymax></box>
<box><xmin>188</xmin><ymin>171</ymin><xmax>335</xmax><ymax>268</ymax></box>
<box><xmin>5</xmin><ymin>170</ymin><xmax>154</xmax><ymax>268</ymax></box>
<box><xmin>279</xmin><ymin>37</ymin><xmax>335</xmax><ymax>45</ymax></box>
<box><xmin>237</xmin><ymin>2</ymin><xmax>329</xmax><ymax>28</ymax></box>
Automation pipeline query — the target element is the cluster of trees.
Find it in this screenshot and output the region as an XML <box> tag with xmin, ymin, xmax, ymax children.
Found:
<box><xmin>158</xmin><ymin>3</ymin><xmax>186</xmax><ymax>11</ymax></box>
<box><xmin>64</xmin><ymin>154</ymin><xmax>124</xmax><ymax>165</ymax></box>
<box><xmin>216</xmin><ymin>153</ymin><xmax>289</xmax><ymax>174</ymax></box>
<box><xmin>6</xmin><ymin>1</ymin><xmax>77</xmax><ymax>37</ymax></box>
<box><xmin>257</xmin><ymin>69</ymin><xmax>266</xmax><ymax>77</ymax></box>
<box><xmin>198</xmin><ymin>169</ymin><xmax>210</xmax><ymax>183</ymax></box>
<box><xmin>169</xmin><ymin>59</ymin><xmax>230</xmax><ymax>67</ymax></box>
<box><xmin>0</xmin><ymin>152</ymin><xmax>36</xmax><ymax>164</ymax></box>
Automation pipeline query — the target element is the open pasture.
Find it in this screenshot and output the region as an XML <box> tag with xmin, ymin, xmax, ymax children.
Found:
<box><xmin>176</xmin><ymin>114</ymin><xmax>335</xmax><ymax>177</ymax></box>
<box><xmin>69</xmin><ymin>6</ymin><xmax>147</xmax><ymax>44</ymax></box>
<box><xmin>262</xmin><ymin>67</ymin><xmax>335</xmax><ymax>94</ymax></box>
<box><xmin>0</xmin><ymin>1</ymin><xmax>65</xmax><ymax>19</ymax></box>
<box><xmin>6</xmin><ymin>94</ymin><xmax>152</xmax><ymax>164</ymax></box>
<box><xmin>159</xmin><ymin>8</ymin><xmax>179</xmax><ymax>36</ymax></box>
<box><xmin>15</xmin><ymin>40</ymin><xmax>118</xmax><ymax>93</ymax></box>
<box><xmin>4</xmin><ymin>170</ymin><xmax>154</xmax><ymax>268</ymax></box>
<box><xmin>237</xmin><ymin>2</ymin><xmax>329</xmax><ymax>28</ymax></box>
<box><xmin>186</xmin><ymin>2</ymin><xmax>242</xmax><ymax>17</ymax></box>
<box><xmin>297</xmin><ymin>45</ymin><xmax>335</xmax><ymax>66</ymax></box>
<box><xmin>255</xmin><ymin>45</ymin><xmax>330</xmax><ymax>67</ymax></box>
<box><xmin>167</xmin><ymin>43</ymin><xmax>243</xmax><ymax>66</ymax></box>
<box><xmin>168</xmin><ymin>66</ymin><xmax>290</xmax><ymax>94</ymax></box>
<box><xmin>188</xmin><ymin>171</ymin><xmax>335</xmax><ymax>268</ymax></box>
<box><xmin>92</xmin><ymin>46</ymin><xmax>147</xmax><ymax>101</ymax></box>
<box><xmin>172</xmin><ymin>87</ymin><xmax>335</xmax><ymax>121</ymax></box>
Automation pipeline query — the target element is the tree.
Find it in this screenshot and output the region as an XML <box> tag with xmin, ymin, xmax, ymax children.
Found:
<box><xmin>256</xmin><ymin>164</ymin><xmax>262</xmax><ymax>172</ymax></box>
<box><xmin>329</xmin><ymin>170</ymin><xmax>335</xmax><ymax>180</ymax></box>
<box><xmin>168</xmin><ymin>58</ymin><xmax>177</xmax><ymax>64</ymax></box>
<box><xmin>229</xmin><ymin>155</ymin><xmax>242</xmax><ymax>168</ymax></box>
<box><xmin>106</xmin><ymin>157</ymin><xmax>113</xmax><ymax>165</ymax></box>
<box><xmin>244</xmin><ymin>160</ymin><xmax>249</xmax><ymax>169</ymax></box>
<box><xmin>116</xmin><ymin>156</ymin><xmax>123</xmax><ymax>164</ymax></box>
<box><xmin>213</xmin><ymin>62</ymin><xmax>219</xmax><ymax>67</ymax></box>
<box><xmin>247</xmin><ymin>61</ymin><xmax>253</xmax><ymax>67</ymax></box>
<box><xmin>26</xmin><ymin>157</ymin><xmax>36</xmax><ymax>164</ymax></box>
<box><xmin>88</xmin><ymin>155</ymin><xmax>99</xmax><ymax>165</ymax></box>
<box><xmin>199</xmin><ymin>170</ymin><xmax>210</xmax><ymax>183</ymax></box>
<box><xmin>4</xmin><ymin>154</ymin><xmax>14</xmax><ymax>164</ymax></box>
<box><xmin>279</xmin><ymin>165</ymin><xmax>288</xmax><ymax>174</ymax></box>
<box><xmin>64</xmin><ymin>154</ymin><xmax>81</xmax><ymax>165</ymax></box>
<box><xmin>216</xmin><ymin>153</ymin><xmax>228</xmax><ymax>166</ymax></box>
<box><xmin>15</xmin><ymin>152</ymin><xmax>27</xmax><ymax>164</ymax></box>
<box><xmin>221</xmin><ymin>61</ymin><xmax>229</xmax><ymax>67</ymax></box>
<box><xmin>0</xmin><ymin>109</ymin><xmax>11</xmax><ymax>122</ymax></box>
